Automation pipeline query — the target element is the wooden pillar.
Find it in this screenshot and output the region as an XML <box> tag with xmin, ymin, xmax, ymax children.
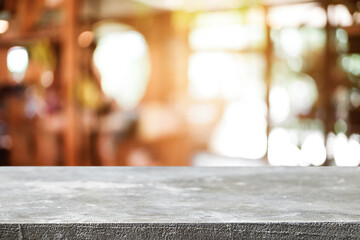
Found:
<box><xmin>264</xmin><ymin>6</ymin><xmax>273</xmax><ymax>162</ymax></box>
<box><xmin>62</xmin><ymin>0</ymin><xmax>79</xmax><ymax>165</ymax></box>
<box><xmin>321</xmin><ymin>1</ymin><xmax>333</xmax><ymax>140</ymax></box>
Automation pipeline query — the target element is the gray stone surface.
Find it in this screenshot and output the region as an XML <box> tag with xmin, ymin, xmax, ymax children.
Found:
<box><xmin>0</xmin><ymin>167</ymin><xmax>359</xmax><ymax>239</ymax></box>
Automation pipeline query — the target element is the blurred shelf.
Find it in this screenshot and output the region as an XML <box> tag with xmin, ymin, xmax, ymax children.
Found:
<box><xmin>0</xmin><ymin>28</ymin><xmax>63</xmax><ymax>47</ymax></box>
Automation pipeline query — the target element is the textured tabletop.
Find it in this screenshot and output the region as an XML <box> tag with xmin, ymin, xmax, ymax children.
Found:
<box><xmin>0</xmin><ymin>167</ymin><xmax>359</xmax><ymax>239</ymax></box>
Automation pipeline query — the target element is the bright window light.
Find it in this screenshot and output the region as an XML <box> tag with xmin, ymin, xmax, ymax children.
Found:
<box><xmin>267</xmin><ymin>3</ymin><xmax>326</xmax><ymax>28</ymax></box>
<box><xmin>210</xmin><ymin>100</ymin><xmax>267</xmax><ymax>159</ymax></box>
<box><xmin>268</xmin><ymin>128</ymin><xmax>301</xmax><ymax>166</ymax></box>
<box><xmin>188</xmin><ymin>52</ymin><xmax>223</xmax><ymax>99</ymax></box>
<box><xmin>190</xmin><ymin>10</ymin><xmax>265</xmax><ymax>51</ymax></box>
<box><xmin>189</xmin><ymin>10</ymin><xmax>267</xmax><ymax>160</ymax></box>
<box><xmin>188</xmin><ymin>52</ymin><xmax>265</xmax><ymax>100</ymax></box>
<box><xmin>93</xmin><ymin>26</ymin><xmax>150</xmax><ymax>110</ymax></box>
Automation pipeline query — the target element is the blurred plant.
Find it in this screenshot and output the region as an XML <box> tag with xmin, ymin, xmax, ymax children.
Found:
<box><xmin>76</xmin><ymin>76</ymin><xmax>102</xmax><ymax>110</ymax></box>
<box><xmin>29</xmin><ymin>40</ymin><xmax>57</xmax><ymax>71</ymax></box>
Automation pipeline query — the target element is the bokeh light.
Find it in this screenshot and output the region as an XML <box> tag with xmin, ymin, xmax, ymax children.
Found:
<box><xmin>41</xmin><ymin>71</ymin><xmax>54</xmax><ymax>88</ymax></box>
<box><xmin>341</xmin><ymin>54</ymin><xmax>360</xmax><ymax>76</ymax></box>
<box><xmin>300</xmin><ymin>133</ymin><xmax>326</xmax><ymax>166</ymax></box>
<box><xmin>280</xmin><ymin>29</ymin><xmax>303</xmax><ymax>57</ymax></box>
<box><xmin>328</xmin><ymin>4</ymin><xmax>353</xmax><ymax>27</ymax></box>
<box><xmin>78</xmin><ymin>31</ymin><xmax>94</xmax><ymax>48</ymax></box>
<box><xmin>270</xmin><ymin>86</ymin><xmax>290</xmax><ymax>123</ymax></box>
<box><xmin>1</xmin><ymin>0</ymin><xmax>360</xmax><ymax>167</ymax></box>
<box><xmin>0</xmin><ymin>20</ymin><xmax>9</xmax><ymax>34</ymax></box>
<box><xmin>7</xmin><ymin>46</ymin><xmax>29</xmax><ymax>83</ymax></box>
<box><xmin>334</xmin><ymin>133</ymin><xmax>360</xmax><ymax>166</ymax></box>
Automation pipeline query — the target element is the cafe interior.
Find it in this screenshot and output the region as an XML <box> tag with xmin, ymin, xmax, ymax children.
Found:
<box><xmin>0</xmin><ymin>0</ymin><xmax>360</xmax><ymax>167</ymax></box>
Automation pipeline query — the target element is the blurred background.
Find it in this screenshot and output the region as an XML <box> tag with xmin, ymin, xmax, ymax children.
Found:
<box><xmin>0</xmin><ymin>0</ymin><xmax>360</xmax><ymax>167</ymax></box>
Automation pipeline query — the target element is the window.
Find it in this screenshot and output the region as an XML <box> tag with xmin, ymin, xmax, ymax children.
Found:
<box><xmin>188</xmin><ymin>9</ymin><xmax>267</xmax><ymax>159</ymax></box>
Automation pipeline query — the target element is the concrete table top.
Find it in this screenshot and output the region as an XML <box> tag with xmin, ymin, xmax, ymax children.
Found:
<box><xmin>0</xmin><ymin>167</ymin><xmax>359</xmax><ymax>239</ymax></box>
